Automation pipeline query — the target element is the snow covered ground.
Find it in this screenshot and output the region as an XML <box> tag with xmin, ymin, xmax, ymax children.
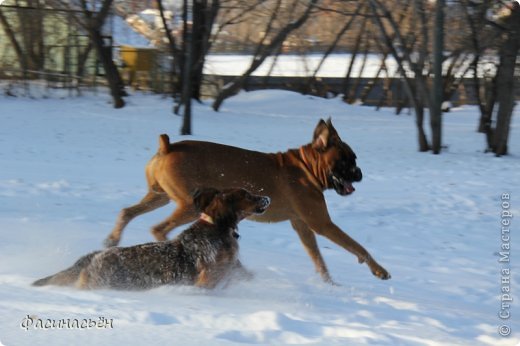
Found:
<box><xmin>0</xmin><ymin>90</ymin><xmax>519</xmax><ymax>346</ymax></box>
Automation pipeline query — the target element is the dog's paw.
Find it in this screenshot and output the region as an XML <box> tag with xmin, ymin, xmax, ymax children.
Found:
<box><xmin>233</xmin><ymin>267</ymin><xmax>254</xmax><ymax>281</ymax></box>
<box><xmin>320</xmin><ymin>273</ymin><xmax>341</xmax><ymax>286</ymax></box>
<box><xmin>103</xmin><ymin>237</ymin><xmax>119</xmax><ymax>248</ymax></box>
<box><xmin>371</xmin><ymin>266</ymin><xmax>391</xmax><ymax>280</ymax></box>
<box><xmin>151</xmin><ymin>229</ymin><xmax>167</xmax><ymax>241</ymax></box>
<box><xmin>325</xmin><ymin>277</ymin><xmax>341</xmax><ymax>286</ymax></box>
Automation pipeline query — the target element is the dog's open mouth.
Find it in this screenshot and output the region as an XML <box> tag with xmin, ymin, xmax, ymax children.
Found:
<box><xmin>332</xmin><ymin>176</ymin><xmax>356</xmax><ymax>196</ymax></box>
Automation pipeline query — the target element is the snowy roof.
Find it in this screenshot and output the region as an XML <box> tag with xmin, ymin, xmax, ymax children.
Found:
<box><xmin>111</xmin><ymin>14</ymin><xmax>152</xmax><ymax>48</ymax></box>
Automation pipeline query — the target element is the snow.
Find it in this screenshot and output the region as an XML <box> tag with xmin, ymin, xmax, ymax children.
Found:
<box><xmin>0</xmin><ymin>90</ymin><xmax>519</xmax><ymax>346</ymax></box>
<box><xmin>204</xmin><ymin>53</ymin><xmax>498</xmax><ymax>78</ymax></box>
<box><xmin>204</xmin><ymin>53</ymin><xmax>394</xmax><ymax>78</ymax></box>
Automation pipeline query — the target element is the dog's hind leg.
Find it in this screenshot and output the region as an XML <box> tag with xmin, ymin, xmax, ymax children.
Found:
<box><xmin>290</xmin><ymin>219</ymin><xmax>334</xmax><ymax>284</ymax></box>
<box><xmin>105</xmin><ymin>191</ymin><xmax>170</xmax><ymax>247</ymax></box>
<box><xmin>75</xmin><ymin>269</ymin><xmax>93</xmax><ymax>290</ymax></box>
<box><xmin>151</xmin><ymin>203</ymin><xmax>198</xmax><ymax>241</ymax></box>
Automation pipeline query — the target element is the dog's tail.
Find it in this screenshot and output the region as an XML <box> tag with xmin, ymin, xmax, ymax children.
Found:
<box><xmin>32</xmin><ymin>271</ymin><xmax>74</xmax><ymax>287</ymax></box>
<box><xmin>32</xmin><ymin>252</ymin><xmax>99</xmax><ymax>287</ymax></box>
<box><xmin>158</xmin><ymin>134</ymin><xmax>170</xmax><ymax>155</ymax></box>
<box><xmin>33</xmin><ymin>265</ymin><xmax>85</xmax><ymax>286</ymax></box>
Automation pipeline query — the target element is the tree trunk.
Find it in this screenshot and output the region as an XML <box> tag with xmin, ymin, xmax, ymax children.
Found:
<box><xmin>460</xmin><ymin>0</ymin><xmax>491</xmax><ymax>133</ymax></box>
<box><xmin>90</xmin><ymin>29</ymin><xmax>125</xmax><ymax>108</ymax></box>
<box><xmin>18</xmin><ymin>0</ymin><xmax>45</xmax><ymax>72</ymax></box>
<box><xmin>343</xmin><ymin>13</ymin><xmax>367</xmax><ymax>103</ymax></box>
<box><xmin>416</xmin><ymin>102</ymin><xmax>430</xmax><ymax>152</ymax></box>
<box><xmin>479</xmin><ymin>77</ymin><xmax>496</xmax><ymax>134</ymax></box>
<box><xmin>191</xmin><ymin>0</ymin><xmax>207</xmax><ymax>101</ymax></box>
<box><xmin>157</xmin><ymin>0</ymin><xmax>180</xmax><ymax>99</ymax></box>
<box><xmin>0</xmin><ymin>8</ymin><xmax>28</xmax><ymax>72</ymax></box>
<box><xmin>431</xmin><ymin>0</ymin><xmax>445</xmax><ymax>154</ymax></box>
<box><xmin>180</xmin><ymin>0</ymin><xmax>193</xmax><ymax>135</ymax></box>
<box><xmin>77</xmin><ymin>41</ymin><xmax>93</xmax><ymax>79</ymax></box>
<box><xmin>194</xmin><ymin>0</ymin><xmax>220</xmax><ymax>100</ymax></box>
<box><xmin>361</xmin><ymin>50</ymin><xmax>388</xmax><ymax>104</ymax></box>
<box><xmin>349</xmin><ymin>32</ymin><xmax>371</xmax><ymax>103</ymax></box>
<box><xmin>492</xmin><ymin>7</ymin><xmax>520</xmax><ymax>156</ymax></box>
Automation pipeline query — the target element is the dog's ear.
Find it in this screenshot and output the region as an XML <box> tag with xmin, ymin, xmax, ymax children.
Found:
<box><xmin>313</xmin><ymin>118</ymin><xmax>338</xmax><ymax>151</ymax></box>
<box><xmin>192</xmin><ymin>188</ymin><xmax>220</xmax><ymax>212</ymax></box>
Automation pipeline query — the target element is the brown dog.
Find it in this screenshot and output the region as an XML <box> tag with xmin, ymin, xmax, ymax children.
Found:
<box><xmin>33</xmin><ymin>188</ymin><xmax>270</xmax><ymax>289</ymax></box>
<box><xmin>105</xmin><ymin>118</ymin><xmax>390</xmax><ymax>282</ymax></box>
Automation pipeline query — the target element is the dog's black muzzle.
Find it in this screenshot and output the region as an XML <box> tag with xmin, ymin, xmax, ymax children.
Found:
<box><xmin>331</xmin><ymin>166</ymin><xmax>362</xmax><ymax>196</ymax></box>
<box><xmin>255</xmin><ymin>196</ymin><xmax>271</xmax><ymax>214</ymax></box>
<box><xmin>353</xmin><ymin>167</ymin><xmax>362</xmax><ymax>182</ymax></box>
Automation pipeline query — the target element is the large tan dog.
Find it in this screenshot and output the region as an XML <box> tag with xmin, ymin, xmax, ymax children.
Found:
<box><xmin>104</xmin><ymin>119</ymin><xmax>390</xmax><ymax>282</ymax></box>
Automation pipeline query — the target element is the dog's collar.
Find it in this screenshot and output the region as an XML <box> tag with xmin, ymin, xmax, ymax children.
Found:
<box><xmin>200</xmin><ymin>214</ymin><xmax>240</xmax><ymax>239</ymax></box>
<box><xmin>199</xmin><ymin>213</ymin><xmax>214</xmax><ymax>225</ymax></box>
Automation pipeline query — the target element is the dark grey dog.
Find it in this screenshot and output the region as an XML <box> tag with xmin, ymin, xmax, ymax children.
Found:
<box><xmin>33</xmin><ymin>188</ymin><xmax>270</xmax><ymax>290</ymax></box>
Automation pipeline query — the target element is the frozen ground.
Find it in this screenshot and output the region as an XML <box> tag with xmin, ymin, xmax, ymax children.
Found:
<box><xmin>0</xmin><ymin>90</ymin><xmax>519</xmax><ymax>346</ymax></box>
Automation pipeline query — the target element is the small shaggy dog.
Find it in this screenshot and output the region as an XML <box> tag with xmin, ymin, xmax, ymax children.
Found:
<box><xmin>33</xmin><ymin>188</ymin><xmax>270</xmax><ymax>290</ymax></box>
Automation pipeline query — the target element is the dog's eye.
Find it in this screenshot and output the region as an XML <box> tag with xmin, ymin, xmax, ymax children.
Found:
<box><xmin>338</xmin><ymin>160</ymin><xmax>348</xmax><ymax>169</ymax></box>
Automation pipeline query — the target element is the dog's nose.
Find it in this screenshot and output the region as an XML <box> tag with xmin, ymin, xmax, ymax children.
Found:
<box><xmin>261</xmin><ymin>196</ymin><xmax>271</xmax><ymax>208</ymax></box>
<box><xmin>353</xmin><ymin>167</ymin><xmax>362</xmax><ymax>182</ymax></box>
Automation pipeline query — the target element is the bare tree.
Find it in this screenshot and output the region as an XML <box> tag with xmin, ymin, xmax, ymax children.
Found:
<box><xmin>157</xmin><ymin>0</ymin><xmax>181</xmax><ymax>100</ymax></box>
<box><xmin>0</xmin><ymin>1</ymin><xmax>45</xmax><ymax>74</ymax></box>
<box><xmin>463</xmin><ymin>0</ymin><xmax>519</xmax><ymax>156</ymax></box>
<box><xmin>490</xmin><ymin>1</ymin><xmax>519</xmax><ymax>156</ymax></box>
<box><xmin>212</xmin><ymin>0</ymin><xmax>320</xmax><ymax>111</ymax></box>
<box><xmin>157</xmin><ymin>0</ymin><xmax>220</xmax><ymax>135</ymax></box>
<box><xmin>431</xmin><ymin>0</ymin><xmax>445</xmax><ymax>154</ymax></box>
<box><xmin>180</xmin><ymin>0</ymin><xmax>193</xmax><ymax>135</ymax></box>
<box><xmin>49</xmin><ymin>0</ymin><xmax>126</xmax><ymax>108</ymax></box>
<box><xmin>191</xmin><ymin>0</ymin><xmax>220</xmax><ymax>101</ymax></box>
<box><xmin>342</xmin><ymin>5</ymin><xmax>368</xmax><ymax>103</ymax></box>
<box><xmin>309</xmin><ymin>4</ymin><xmax>362</xmax><ymax>82</ymax></box>
<box><xmin>369</xmin><ymin>0</ymin><xmax>431</xmax><ymax>151</ymax></box>
<box><xmin>458</xmin><ymin>0</ymin><xmax>495</xmax><ymax>134</ymax></box>
<box><xmin>0</xmin><ymin>7</ymin><xmax>28</xmax><ymax>72</ymax></box>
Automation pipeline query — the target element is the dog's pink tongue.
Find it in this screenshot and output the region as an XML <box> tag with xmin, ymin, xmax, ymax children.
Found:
<box><xmin>345</xmin><ymin>183</ymin><xmax>355</xmax><ymax>194</ymax></box>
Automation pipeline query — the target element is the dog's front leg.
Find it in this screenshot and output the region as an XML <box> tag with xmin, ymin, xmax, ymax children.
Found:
<box><xmin>312</xmin><ymin>220</ymin><xmax>391</xmax><ymax>280</ymax></box>
<box><xmin>290</xmin><ymin>219</ymin><xmax>334</xmax><ymax>283</ymax></box>
<box><xmin>195</xmin><ymin>268</ymin><xmax>222</xmax><ymax>289</ymax></box>
<box><xmin>151</xmin><ymin>204</ymin><xmax>197</xmax><ymax>241</ymax></box>
<box><xmin>231</xmin><ymin>260</ymin><xmax>254</xmax><ymax>281</ymax></box>
<box><xmin>105</xmin><ymin>191</ymin><xmax>170</xmax><ymax>247</ymax></box>
<box><xmin>195</xmin><ymin>268</ymin><xmax>213</xmax><ymax>289</ymax></box>
<box><xmin>293</xmin><ymin>193</ymin><xmax>390</xmax><ymax>280</ymax></box>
